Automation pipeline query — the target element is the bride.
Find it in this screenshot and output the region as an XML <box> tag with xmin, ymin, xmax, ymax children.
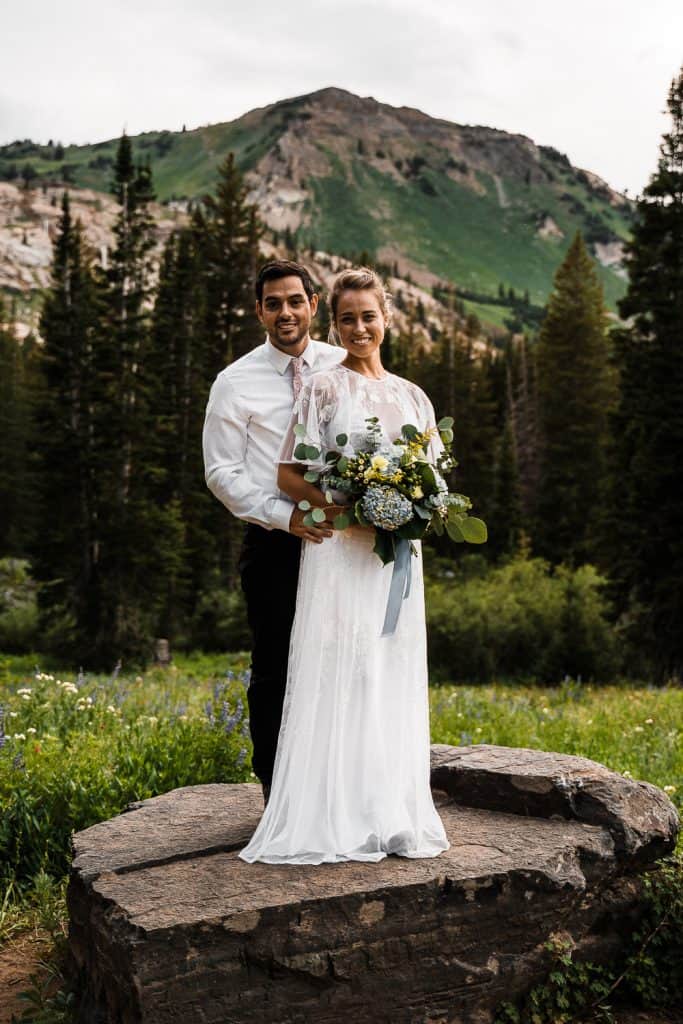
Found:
<box><xmin>238</xmin><ymin>267</ymin><xmax>450</xmax><ymax>865</ymax></box>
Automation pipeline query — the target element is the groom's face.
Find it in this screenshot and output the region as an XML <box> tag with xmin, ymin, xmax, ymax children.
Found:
<box><xmin>256</xmin><ymin>276</ymin><xmax>319</xmax><ymax>353</ymax></box>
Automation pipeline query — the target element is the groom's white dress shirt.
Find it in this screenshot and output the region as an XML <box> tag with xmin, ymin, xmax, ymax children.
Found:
<box><xmin>202</xmin><ymin>336</ymin><xmax>345</xmax><ymax>532</ymax></box>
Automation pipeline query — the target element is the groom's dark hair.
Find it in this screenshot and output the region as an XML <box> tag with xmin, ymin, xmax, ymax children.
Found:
<box><xmin>255</xmin><ymin>260</ymin><xmax>316</xmax><ymax>303</ymax></box>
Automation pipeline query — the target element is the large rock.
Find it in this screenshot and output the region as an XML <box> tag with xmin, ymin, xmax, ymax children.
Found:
<box><xmin>65</xmin><ymin>745</ymin><xmax>679</xmax><ymax>1024</ymax></box>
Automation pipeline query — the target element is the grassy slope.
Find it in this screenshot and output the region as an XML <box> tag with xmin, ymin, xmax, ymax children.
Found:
<box><xmin>2</xmin><ymin>113</ymin><xmax>631</xmax><ymax>315</ymax></box>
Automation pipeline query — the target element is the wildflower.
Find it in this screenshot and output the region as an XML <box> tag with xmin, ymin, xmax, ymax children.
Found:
<box><xmin>664</xmin><ymin>785</ymin><xmax>677</xmax><ymax>794</ymax></box>
<box><xmin>27</xmin><ymin>727</ymin><xmax>37</xmax><ymax>734</ymax></box>
<box><xmin>634</xmin><ymin>726</ymin><xmax>644</xmax><ymax>733</ymax></box>
<box><xmin>645</xmin><ymin>718</ymin><xmax>654</xmax><ymax>724</ymax></box>
<box><xmin>106</xmin><ymin>705</ymin><xmax>117</xmax><ymax>713</ymax></box>
<box><xmin>623</xmin><ymin>770</ymin><xmax>632</xmax><ymax>778</ymax></box>
<box><xmin>13</xmin><ymin>733</ymin><xmax>26</xmax><ymax>740</ymax></box>
<box><xmin>9</xmin><ymin>711</ymin><xmax>18</xmax><ymax>718</ymax></box>
<box><xmin>17</xmin><ymin>688</ymin><xmax>32</xmax><ymax>695</ymax></box>
<box><xmin>21</xmin><ymin>694</ymin><xmax>31</xmax><ymax>701</ymax></box>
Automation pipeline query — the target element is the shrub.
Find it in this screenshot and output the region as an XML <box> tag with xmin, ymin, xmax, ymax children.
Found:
<box><xmin>0</xmin><ymin>559</ymin><xmax>39</xmax><ymax>653</ymax></box>
<box><xmin>426</xmin><ymin>552</ymin><xmax>619</xmax><ymax>683</ymax></box>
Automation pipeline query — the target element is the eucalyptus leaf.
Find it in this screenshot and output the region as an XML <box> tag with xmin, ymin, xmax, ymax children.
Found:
<box><xmin>306</xmin><ymin>445</ymin><xmax>321</xmax><ymax>460</ymax></box>
<box><xmin>325</xmin><ymin>490</ymin><xmax>334</xmax><ymax>504</ymax></box>
<box><xmin>303</xmin><ymin>471</ymin><xmax>319</xmax><ymax>483</ymax></box>
<box><xmin>294</xmin><ymin>442</ymin><xmax>308</xmax><ymax>460</ymax></box>
<box><xmin>440</xmin><ymin>428</ymin><xmax>454</xmax><ymax>444</ymax></box>
<box><xmin>311</xmin><ymin>507</ymin><xmax>326</xmax><ymax>523</ymax></box>
<box><xmin>337</xmin><ymin>456</ymin><xmax>349</xmax><ymax>474</ymax></box>
<box><xmin>303</xmin><ymin>512</ymin><xmax>315</xmax><ymax>527</ymax></box>
<box><xmin>401</xmin><ymin>423</ymin><xmax>419</xmax><ymax>441</ymax></box>
<box><xmin>415</xmin><ymin>504</ymin><xmax>431</xmax><ymax>520</ymax></box>
<box><xmin>298</xmin><ymin>499</ymin><xmax>311</xmax><ymax>511</ymax></box>
<box><xmin>333</xmin><ymin>513</ymin><xmax>352</xmax><ymax>530</ymax></box>
<box><xmin>325</xmin><ymin>451</ymin><xmax>339</xmax><ymax>463</ymax></box>
<box><xmin>446</xmin><ymin>519</ymin><xmax>465</xmax><ymax>542</ymax></box>
<box><xmin>336</xmin><ymin>432</ymin><xmax>348</xmax><ymax>446</ymax></box>
<box><xmin>293</xmin><ymin>423</ymin><xmax>307</xmax><ymax>437</ymax></box>
<box><xmin>432</xmin><ymin>516</ymin><xmax>444</xmax><ymax>537</ymax></box>
<box><xmin>437</xmin><ymin>416</ymin><xmax>454</xmax><ymax>430</ymax></box>
<box><xmin>459</xmin><ymin>516</ymin><xmax>488</xmax><ymax>544</ymax></box>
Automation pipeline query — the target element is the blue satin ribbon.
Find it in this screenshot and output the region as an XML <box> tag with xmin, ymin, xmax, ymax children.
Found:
<box><xmin>381</xmin><ymin>538</ymin><xmax>413</xmax><ymax>637</ymax></box>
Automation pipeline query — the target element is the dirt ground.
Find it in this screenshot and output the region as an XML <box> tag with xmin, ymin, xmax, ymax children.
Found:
<box><xmin>0</xmin><ymin>929</ymin><xmax>59</xmax><ymax>1024</ymax></box>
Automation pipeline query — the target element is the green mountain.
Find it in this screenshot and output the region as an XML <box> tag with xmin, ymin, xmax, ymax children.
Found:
<box><xmin>1</xmin><ymin>86</ymin><xmax>632</xmax><ymax>317</ymax></box>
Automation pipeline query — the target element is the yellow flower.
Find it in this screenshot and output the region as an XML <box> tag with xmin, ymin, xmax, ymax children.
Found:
<box><xmin>412</xmin><ymin>486</ymin><xmax>424</xmax><ymax>499</ymax></box>
<box><xmin>370</xmin><ymin>455</ymin><xmax>389</xmax><ymax>471</ymax></box>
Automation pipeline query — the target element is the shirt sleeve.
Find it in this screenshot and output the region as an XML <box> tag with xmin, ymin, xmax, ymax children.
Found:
<box><xmin>202</xmin><ymin>375</ymin><xmax>294</xmax><ymax>533</ymax></box>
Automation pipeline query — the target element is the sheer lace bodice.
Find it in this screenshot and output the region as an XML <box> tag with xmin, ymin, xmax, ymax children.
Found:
<box><xmin>278</xmin><ymin>364</ymin><xmax>443</xmax><ymax>469</ymax></box>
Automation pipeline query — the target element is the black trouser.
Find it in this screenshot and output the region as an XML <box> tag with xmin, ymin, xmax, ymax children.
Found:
<box><xmin>239</xmin><ymin>523</ymin><xmax>302</xmax><ymax>786</ymax></box>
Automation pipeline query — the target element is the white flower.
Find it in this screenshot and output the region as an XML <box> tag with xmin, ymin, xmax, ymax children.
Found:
<box><xmin>21</xmin><ymin>693</ymin><xmax>31</xmax><ymax>701</ymax></box>
<box><xmin>645</xmin><ymin>718</ymin><xmax>654</xmax><ymax>724</ymax></box>
<box><xmin>13</xmin><ymin>733</ymin><xmax>26</xmax><ymax>740</ymax></box>
<box><xmin>106</xmin><ymin>705</ymin><xmax>117</xmax><ymax>714</ymax></box>
<box><xmin>27</xmin><ymin>727</ymin><xmax>37</xmax><ymax>734</ymax></box>
<box><xmin>370</xmin><ymin>455</ymin><xmax>389</xmax><ymax>471</ymax></box>
<box><xmin>623</xmin><ymin>770</ymin><xmax>632</xmax><ymax>778</ymax></box>
<box><xmin>664</xmin><ymin>785</ymin><xmax>677</xmax><ymax>794</ymax></box>
<box><xmin>634</xmin><ymin>726</ymin><xmax>644</xmax><ymax>733</ymax></box>
<box><xmin>17</xmin><ymin>688</ymin><xmax>32</xmax><ymax>695</ymax></box>
<box><xmin>9</xmin><ymin>711</ymin><xmax>18</xmax><ymax>718</ymax></box>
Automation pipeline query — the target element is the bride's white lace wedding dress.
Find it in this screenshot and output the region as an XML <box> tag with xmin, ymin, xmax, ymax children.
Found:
<box><xmin>238</xmin><ymin>363</ymin><xmax>450</xmax><ymax>864</ymax></box>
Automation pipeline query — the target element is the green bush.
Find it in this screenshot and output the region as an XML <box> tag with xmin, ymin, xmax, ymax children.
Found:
<box><xmin>0</xmin><ymin>558</ymin><xmax>39</xmax><ymax>653</ymax></box>
<box><xmin>426</xmin><ymin>552</ymin><xmax>619</xmax><ymax>683</ymax></box>
<box><xmin>188</xmin><ymin>583</ymin><xmax>250</xmax><ymax>652</ymax></box>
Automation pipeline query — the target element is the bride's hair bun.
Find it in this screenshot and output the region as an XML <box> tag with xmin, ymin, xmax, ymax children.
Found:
<box><xmin>327</xmin><ymin>267</ymin><xmax>393</xmax><ymax>345</ymax></box>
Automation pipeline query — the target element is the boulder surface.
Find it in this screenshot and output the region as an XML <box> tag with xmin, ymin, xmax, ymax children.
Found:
<box><xmin>66</xmin><ymin>744</ymin><xmax>679</xmax><ymax>1024</ymax></box>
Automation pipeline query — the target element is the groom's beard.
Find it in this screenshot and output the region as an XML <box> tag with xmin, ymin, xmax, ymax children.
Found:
<box><xmin>271</xmin><ymin>322</ymin><xmax>309</xmax><ymax>347</ymax></box>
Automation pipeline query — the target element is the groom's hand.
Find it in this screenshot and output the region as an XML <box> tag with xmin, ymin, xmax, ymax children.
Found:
<box><xmin>288</xmin><ymin>506</ymin><xmax>347</xmax><ymax>543</ymax></box>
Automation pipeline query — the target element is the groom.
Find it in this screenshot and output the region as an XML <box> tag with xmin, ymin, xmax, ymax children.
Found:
<box><xmin>202</xmin><ymin>259</ymin><xmax>345</xmax><ymax>807</ymax></box>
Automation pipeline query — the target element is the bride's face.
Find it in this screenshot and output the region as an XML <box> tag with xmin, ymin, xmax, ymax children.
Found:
<box><xmin>335</xmin><ymin>289</ymin><xmax>385</xmax><ymax>359</ymax></box>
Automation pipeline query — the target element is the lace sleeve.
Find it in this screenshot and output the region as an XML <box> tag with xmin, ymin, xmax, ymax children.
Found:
<box><xmin>277</xmin><ymin>376</ymin><xmax>335</xmax><ymax>470</ymax></box>
<box><xmin>408</xmin><ymin>382</ymin><xmax>444</xmax><ymax>463</ymax></box>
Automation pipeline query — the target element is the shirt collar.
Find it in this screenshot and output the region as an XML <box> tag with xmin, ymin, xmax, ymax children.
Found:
<box><xmin>264</xmin><ymin>335</ymin><xmax>318</xmax><ymax>375</ymax></box>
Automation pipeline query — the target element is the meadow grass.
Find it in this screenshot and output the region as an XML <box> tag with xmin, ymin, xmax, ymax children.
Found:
<box><xmin>1</xmin><ymin>652</ymin><xmax>680</xmax><ymax>946</ymax></box>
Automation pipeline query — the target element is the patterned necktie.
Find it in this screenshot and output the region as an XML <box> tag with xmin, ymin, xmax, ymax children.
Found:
<box><xmin>290</xmin><ymin>356</ymin><xmax>304</xmax><ymax>399</ymax></box>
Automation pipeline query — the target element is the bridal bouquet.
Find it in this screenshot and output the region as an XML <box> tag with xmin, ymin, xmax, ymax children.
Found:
<box><xmin>293</xmin><ymin>415</ymin><xmax>487</xmax><ymax>567</ymax></box>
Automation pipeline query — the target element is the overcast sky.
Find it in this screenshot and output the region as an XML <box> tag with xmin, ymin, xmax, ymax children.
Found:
<box><xmin>2</xmin><ymin>0</ymin><xmax>681</xmax><ymax>196</ymax></box>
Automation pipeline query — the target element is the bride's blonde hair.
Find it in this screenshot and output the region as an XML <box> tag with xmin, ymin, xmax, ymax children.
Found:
<box><xmin>327</xmin><ymin>267</ymin><xmax>393</xmax><ymax>346</ymax></box>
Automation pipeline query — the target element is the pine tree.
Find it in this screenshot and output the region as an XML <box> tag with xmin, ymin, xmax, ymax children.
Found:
<box><xmin>506</xmin><ymin>335</ymin><xmax>540</xmax><ymax>524</ymax></box>
<box><xmin>0</xmin><ymin>303</ymin><xmax>39</xmax><ymax>557</ymax></box>
<box><xmin>603</xmin><ymin>67</ymin><xmax>683</xmax><ymax>679</ymax></box>
<box><xmin>202</xmin><ymin>154</ymin><xmax>263</xmax><ymax>378</ymax></box>
<box><xmin>32</xmin><ymin>193</ymin><xmax>101</xmax><ymax>654</ymax></box>
<box><xmin>534</xmin><ymin>232</ymin><xmax>615</xmax><ymax>565</ymax></box>
<box><xmin>487</xmin><ymin>416</ymin><xmax>523</xmax><ymax>559</ymax></box>
<box><xmin>85</xmin><ymin>136</ymin><xmax>187</xmax><ymax>666</ymax></box>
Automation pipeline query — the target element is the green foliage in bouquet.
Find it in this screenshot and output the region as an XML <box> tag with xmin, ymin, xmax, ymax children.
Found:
<box><xmin>294</xmin><ymin>416</ymin><xmax>487</xmax><ymax>564</ymax></box>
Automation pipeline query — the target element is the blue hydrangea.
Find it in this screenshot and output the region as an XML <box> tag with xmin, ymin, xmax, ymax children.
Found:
<box><xmin>361</xmin><ymin>484</ymin><xmax>414</xmax><ymax>531</ymax></box>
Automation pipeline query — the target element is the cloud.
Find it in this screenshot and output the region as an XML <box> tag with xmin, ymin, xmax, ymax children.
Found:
<box><xmin>0</xmin><ymin>0</ymin><xmax>681</xmax><ymax>194</ymax></box>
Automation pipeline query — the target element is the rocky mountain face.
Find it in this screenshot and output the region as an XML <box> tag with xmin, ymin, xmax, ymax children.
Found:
<box><xmin>0</xmin><ymin>87</ymin><xmax>633</xmax><ymax>336</ymax></box>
